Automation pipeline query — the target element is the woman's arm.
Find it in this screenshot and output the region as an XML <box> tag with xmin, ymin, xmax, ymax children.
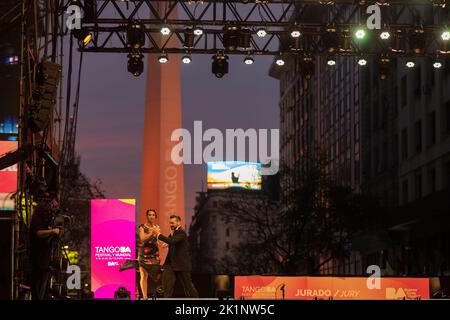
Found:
<box><xmin>138</xmin><ymin>226</ymin><xmax>154</xmax><ymax>242</ymax></box>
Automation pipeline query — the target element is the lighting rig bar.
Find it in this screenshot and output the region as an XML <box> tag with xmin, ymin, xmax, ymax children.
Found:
<box><xmin>74</xmin><ymin>0</ymin><xmax>449</xmax><ymax>57</ymax></box>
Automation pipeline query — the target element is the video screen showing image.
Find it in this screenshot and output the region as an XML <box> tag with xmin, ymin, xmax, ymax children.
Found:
<box><xmin>0</xmin><ymin>140</ymin><xmax>18</xmax><ymax>211</ymax></box>
<box><xmin>207</xmin><ymin>161</ymin><xmax>262</xmax><ymax>190</ymax></box>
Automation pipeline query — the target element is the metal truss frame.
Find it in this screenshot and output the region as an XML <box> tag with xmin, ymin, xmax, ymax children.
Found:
<box><xmin>72</xmin><ymin>0</ymin><xmax>450</xmax><ymax>57</ymax></box>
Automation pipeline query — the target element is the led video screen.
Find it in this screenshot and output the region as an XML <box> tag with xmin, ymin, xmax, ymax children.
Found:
<box><xmin>0</xmin><ymin>141</ymin><xmax>18</xmax><ymax>211</ymax></box>
<box><xmin>207</xmin><ymin>161</ymin><xmax>262</xmax><ymax>190</ymax></box>
<box><xmin>91</xmin><ymin>199</ymin><xmax>136</xmax><ymax>299</ymax></box>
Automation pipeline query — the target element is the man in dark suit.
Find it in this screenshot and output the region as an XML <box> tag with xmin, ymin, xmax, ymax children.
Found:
<box><xmin>155</xmin><ymin>215</ymin><xmax>198</xmax><ymax>298</ymax></box>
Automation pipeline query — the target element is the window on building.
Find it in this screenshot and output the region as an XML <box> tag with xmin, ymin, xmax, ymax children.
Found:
<box><xmin>226</xmin><ymin>228</ymin><xmax>230</xmax><ymax>237</ymax></box>
<box><xmin>428</xmin><ymin>167</ymin><xmax>436</xmax><ymax>194</ymax></box>
<box><xmin>401</xmin><ymin>128</ymin><xmax>408</xmax><ymax>160</ymax></box>
<box><xmin>445</xmin><ymin>161</ymin><xmax>450</xmax><ymax>187</ymax></box>
<box><xmin>414</xmin><ymin>67</ymin><xmax>421</xmax><ymax>96</ymax></box>
<box><xmin>427</xmin><ymin>111</ymin><xmax>436</xmax><ymax>147</ymax></box>
<box><xmin>415</xmin><ymin>121</ymin><xmax>422</xmax><ymax>153</ymax></box>
<box><xmin>226</xmin><ymin>242</ymin><xmax>230</xmax><ymax>250</ymax></box>
<box><xmin>415</xmin><ymin>173</ymin><xmax>422</xmax><ymax>200</ymax></box>
<box><xmin>401</xmin><ymin>76</ymin><xmax>407</xmax><ymax>107</ymax></box>
<box><xmin>402</xmin><ymin>179</ymin><xmax>409</xmax><ymax>204</ymax></box>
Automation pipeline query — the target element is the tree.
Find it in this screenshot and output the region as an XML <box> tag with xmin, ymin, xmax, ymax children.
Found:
<box><xmin>59</xmin><ymin>154</ymin><xmax>105</xmax><ymax>286</ymax></box>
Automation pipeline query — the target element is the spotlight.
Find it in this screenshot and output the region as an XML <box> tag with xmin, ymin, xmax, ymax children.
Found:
<box><xmin>72</xmin><ymin>28</ymin><xmax>92</xmax><ymax>47</ymax></box>
<box><xmin>340</xmin><ymin>29</ymin><xmax>352</xmax><ymax>53</ymax></box>
<box><xmin>406</xmin><ymin>60</ymin><xmax>415</xmax><ymax>68</ymax></box>
<box><xmin>442</xmin><ymin>31</ymin><xmax>450</xmax><ymax>41</ymax></box>
<box><xmin>160</xmin><ymin>25</ymin><xmax>171</xmax><ymax>35</ymax></box>
<box><xmin>182</xmin><ymin>55</ymin><xmax>192</xmax><ymax>64</ymax></box>
<box><xmin>433</xmin><ymin>61</ymin><xmax>443</xmax><ymax>69</ymax></box>
<box><xmin>322</xmin><ymin>25</ymin><xmax>339</xmax><ymax>53</ymax></box>
<box><xmin>326</xmin><ymin>56</ymin><xmax>336</xmax><ymax>66</ymax></box>
<box><xmin>275</xmin><ymin>57</ymin><xmax>285</xmax><ymax>66</ymax></box>
<box><xmin>158</xmin><ymin>54</ymin><xmax>169</xmax><ymax>64</ymax></box>
<box><xmin>243</xmin><ymin>56</ymin><xmax>254</xmax><ymax>65</ymax></box>
<box><xmin>127</xmin><ymin>52</ymin><xmax>144</xmax><ymax>77</ymax></box>
<box><xmin>223</xmin><ymin>24</ymin><xmax>241</xmax><ymax>51</ymax></box>
<box><xmin>409</xmin><ymin>27</ymin><xmax>426</xmax><ymax>54</ymax></box>
<box><xmin>392</xmin><ymin>29</ymin><xmax>406</xmax><ymax>53</ymax></box>
<box><xmin>431</xmin><ymin>0</ymin><xmax>447</xmax><ymax>8</ymax></box>
<box><xmin>193</xmin><ymin>27</ymin><xmax>204</xmax><ymax>36</ymax></box>
<box><xmin>184</xmin><ymin>28</ymin><xmax>195</xmax><ymax>49</ymax></box>
<box><xmin>379</xmin><ymin>55</ymin><xmax>390</xmax><ymax>80</ymax></box>
<box><xmin>354</xmin><ymin>28</ymin><xmax>366</xmax><ymax>40</ymax></box>
<box><xmin>380</xmin><ymin>31</ymin><xmax>391</xmax><ymax>40</ymax></box>
<box><xmin>300</xmin><ymin>55</ymin><xmax>315</xmax><ymax>80</ymax></box>
<box><xmin>239</xmin><ymin>28</ymin><xmax>252</xmax><ymax>50</ymax></box>
<box><xmin>358</xmin><ymin>57</ymin><xmax>368</xmax><ymax>66</ymax></box>
<box><xmin>291</xmin><ymin>28</ymin><xmax>301</xmax><ymax>38</ymax></box>
<box><xmin>212</xmin><ymin>52</ymin><xmax>229</xmax><ymax>78</ymax></box>
<box><xmin>256</xmin><ymin>28</ymin><xmax>267</xmax><ymax>38</ymax></box>
<box><xmin>127</xmin><ymin>21</ymin><xmax>145</xmax><ymax>49</ymax></box>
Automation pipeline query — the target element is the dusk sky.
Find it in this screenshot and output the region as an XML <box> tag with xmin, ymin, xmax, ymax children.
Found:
<box><xmin>73</xmin><ymin>51</ymin><xmax>279</xmax><ymax>225</ymax></box>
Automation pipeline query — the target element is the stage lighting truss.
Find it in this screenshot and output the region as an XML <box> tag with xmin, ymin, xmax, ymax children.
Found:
<box><xmin>75</xmin><ymin>0</ymin><xmax>450</xmax><ymax>58</ymax></box>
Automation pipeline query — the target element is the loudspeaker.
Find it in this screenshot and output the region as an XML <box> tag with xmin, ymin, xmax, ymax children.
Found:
<box><xmin>0</xmin><ymin>218</ymin><xmax>14</xmax><ymax>300</ymax></box>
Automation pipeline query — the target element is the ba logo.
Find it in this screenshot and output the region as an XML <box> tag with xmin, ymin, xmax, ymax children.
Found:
<box><xmin>386</xmin><ymin>288</ymin><xmax>407</xmax><ymax>299</ymax></box>
<box><xmin>108</xmin><ymin>261</ymin><xmax>119</xmax><ymax>267</ymax></box>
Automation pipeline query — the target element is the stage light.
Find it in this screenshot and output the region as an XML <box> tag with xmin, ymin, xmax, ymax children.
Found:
<box><xmin>340</xmin><ymin>29</ymin><xmax>352</xmax><ymax>53</ymax></box>
<box><xmin>431</xmin><ymin>0</ymin><xmax>447</xmax><ymax>8</ymax></box>
<box><xmin>212</xmin><ymin>52</ymin><xmax>229</xmax><ymax>78</ymax></box>
<box><xmin>392</xmin><ymin>29</ymin><xmax>406</xmax><ymax>53</ymax></box>
<box><xmin>358</xmin><ymin>58</ymin><xmax>367</xmax><ymax>66</ymax></box>
<box><xmin>127</xmin><ymin>52</ymin><xmax>144</xmax><ymax>77</ymax></box>
<box><xmin>409</xmin><ymin>27</ymin><xmax>426</xmax><ymax>54</ymax></box>
<box><xmin>73</xmin><ymin>28</ymin><xmax>92</xmax><ymax>47</ymax></box>
<box><xmin>300</xmin><ymin>55</ymin><xmax>315</xmax><ymax>80</ymax></box>
<box><xmin>291</xmin><ymin>28</ymin><xmax>301</xmax><ymax>38</ymax></box>
<box><xmin>160</xmin><ymin>26</ymin><xmax>171</xmax><ymax>35</ymax></box>
<box><xmin>239</xmin><ymin>28</ymin><xmax>252</xmax><ymax>49</ymax></box>
<box><xmin>243</xmin><ymin>56</ymin><xmax>254</xmax><ymax>65</ymax></box>
<box><xmin>442</xmin><ymin>31</ymin><xmax>450</xmax><ymax>41</ymax></box>
<box><xmin>184</xmin><ymin>28</ymin><xmax>195</xmax><ymax>49</ymax></box>
<box><xmin>380</xmin><ymin>31</ymin><xmax>391</xmax><ymax>40</ymax></box>
<box><xmin>326</xmin><ymin>56</ymin><xmax>336</xmax><ymax>66</ymax></box>
<box><xmin>223</xmin><ymin>24</ymin><xmax>241</xmax><ymax>51</ymax></box>
<box><xmin>406</xmin><ymin>60</ymin><xmax>415</xmax><ymax>68</ymax></box>
<box><xmin>433</xmin><ymin>61</ymin><xmax>443</xmax><ymax>69</ymax></box>
<box><xmin>256</xmin><ymin>28</ymin><xmax>267</xmax><ymax>38</ymax></box>
<box><xmin>323</xmin><ymin>25</ymin><xmax>339</xmax><ymax>53</ymax></box>
<box><xmin>126</xmin><ymin>21</ymin><xmax>145</xmax><ymax>49</ymax></box>
<box><xmin>275</xmin><ymin>57</ymin><xmax>285</xmax><ymax>66</ymax></box>
<box><xmin>379</xmin><ymin>55</ymin><xmax>390</xmax><ymax>80</ymax></box>
<box><xmin>182</xmin><ymin>55</ymin><xmax>192</xmax><ymax>64</ymax></box>
<box><xmin>158</xmin><ymin>54</ymin><xmax>169</xmax><ymax>64</ymax></box>
<box><xmin>354</xmin><ymin>28</ymin><xmax>366</xmax><ymax>40</ymax></box>
<box><xmin>193</xmin><ymin>27</ymin><xmax>204</xmax><ymax>36</ymax></box>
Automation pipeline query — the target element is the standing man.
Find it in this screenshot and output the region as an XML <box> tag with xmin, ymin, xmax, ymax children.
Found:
<box><xmin>155</xmin><ymin>215</ymin><xmax>198</xmax><ymax>298</ymax></box>
<box><xmin>29</xmin><ymin>198</ymin><xmax>60</xmax><ymax>300</ymax></box>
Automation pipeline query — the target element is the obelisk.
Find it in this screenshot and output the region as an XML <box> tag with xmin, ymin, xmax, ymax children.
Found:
<box><xmin>140</xmin><ymin>3</ymin><xmax>185</xmax><ymax>264</ymax></box>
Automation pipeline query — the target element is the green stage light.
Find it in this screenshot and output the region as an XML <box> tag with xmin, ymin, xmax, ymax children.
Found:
<box><xmin>355</xmin><ymin>28</ymin><xmax>366</xmax><ymax>40</ymax></box>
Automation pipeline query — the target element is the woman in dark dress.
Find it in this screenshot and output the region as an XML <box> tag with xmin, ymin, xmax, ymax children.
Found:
<box><xmin>138</xmin><ymin>209</ymin><xmax>161</xmax><ymax>299</ymax></box>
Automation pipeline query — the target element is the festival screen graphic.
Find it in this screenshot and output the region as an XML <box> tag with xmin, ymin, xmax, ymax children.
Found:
<box><xmin>0</xmin><ymin>141</ymin><xmax>18</xmax><ymax>211</ymax></box>
<box><xmin>91</xmin><ymin>199</ymin><xmax>136</xmax><ymax>299</ymax></box>
<box><xmin>207</xmin><ymin>161</ymin><xmax>262</xmax><ymax>190</ymax></box>
<box><xmin>235</xmin><ymin>276</ymin><xmax>430</xmax><ymax>300</ymax></box>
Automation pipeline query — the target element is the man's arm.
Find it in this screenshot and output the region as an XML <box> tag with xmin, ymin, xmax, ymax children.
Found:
<box><xmin>36</xmin><ymin>228</ymin><xmax>59</xmax><ymax>238</ymax></box>
<box><xmin>157</xmin><ymin>230</ymin><xmax>186</xmax><ymax>245</ymax></box>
